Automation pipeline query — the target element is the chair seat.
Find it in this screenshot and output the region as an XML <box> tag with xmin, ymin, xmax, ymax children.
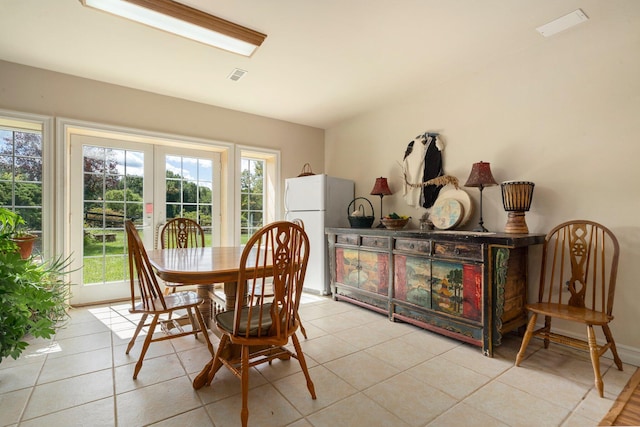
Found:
<box><xmin>526</xmin><ymin>302</ymin><xmax>613</xmax><ymax>325</ymax></box>
<box><xmin>215</xmin><ymin>303</ymin><xmax>273</xmax><ymax>336</ymax></box>
<box><xmin>131</xmin><ymin>290</ymin><xmax>203</xmax><ymax>313</ymax></box>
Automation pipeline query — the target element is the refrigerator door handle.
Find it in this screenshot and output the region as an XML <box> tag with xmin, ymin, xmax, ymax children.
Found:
<box><xmin>284</xmin><ymin>181</ymin><xmax>290</xmax><ymax>212</ymax></box>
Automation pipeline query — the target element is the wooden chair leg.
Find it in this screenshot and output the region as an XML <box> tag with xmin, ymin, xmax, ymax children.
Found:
<box><xmin>602</xmin><ymin>324</ymin><xmax>623</xmax><ymax>371</ymax></box>
<box><xmin>241</xmin><ymin>345</ymin><xmax>250</xmax><ymax>427</ymax></box>
<box><xmin>205</xmin><ymin>334</ymin><xmax>229</xmax><ymax>386</ymax></box>
<box><xmin>126</xmin><ymin>313</ymin><xmax>148</xmax><ymax>354</ymax></box>
<box><xmin>587</xmin><ymin>325</ymin><xmax>604</xmax><ymax>397</ymax></box>
<box><xmin>193</xmin><ymin>306</ymin><xmax>214</xmax><ymax>356</ymax></box>
<box><xmin>543</xmin><ymin>315</ymin><xmax>552</xmax><ymax>349</ymax></box>
<box><xmin>185</xmin><ymin>307</ymin><xmax>198</xmax><ymax>339</ymax></box>
<box><xmin>297</xmin><ymin>313</ymin><xmax>308</xmax><ymax>339</ymax></box>
<box><xmin>291</xmin><ymin>334</ymin><xmax>316</xmax><ymax>399</ymax></box>
<box><xmin>516</xmin><ymin>313</ymin><xmax>537</xmax><ymax>366</ymax></box>
<box><xmin>133</xmin><ymin>314</ymin><xmax>159</xmax><ymax>379</ymax></box>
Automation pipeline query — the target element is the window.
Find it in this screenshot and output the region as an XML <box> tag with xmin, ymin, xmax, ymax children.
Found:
<box><xmin>238</xmin><ymin>147</ymin><xmax>279</xmax><ymax>245</ymax></box>
<box><xmin>240</xmin><ymin>157</ymin><xmax>264</xmax><ymax>243</ymax></box>
<box><xmin>165</xmin><ymin>155</ymin><xmax>214</xmax><ymax>227</ymax></box>
<box><xmin>0</xmin><ymin>118</ymin><xmax>44</xmax><ymax>254</ymax></box>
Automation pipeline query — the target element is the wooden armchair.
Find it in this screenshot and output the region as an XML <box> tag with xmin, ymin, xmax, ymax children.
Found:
<box><xmin>124</xmin><ymin>220</ymin><xmax>214</xmax><ymax>379</ymax></box>
<box><xmin>160</xmin><ymin>217</ymin><xmax>205</xmax><ymax>295</ymax></box>
<box><xmin>515</xmin><ymin>220</ymin><xmax>623</xmax><ymax>397</ymax></box>
<box><xmin>196</xmin><ymin>221</ymin><xmax>316</xmax><ymax>426</ymax></box>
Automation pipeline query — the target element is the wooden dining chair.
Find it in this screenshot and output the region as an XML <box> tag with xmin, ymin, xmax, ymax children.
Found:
<box><xmin>249</xmin><ymin>218</ymin><xmax>309</xmax><ymax>339</ymax></box>
<box><xmin>124</xmin><ymin>220</ymin><xmax>214</xmax><ymax>379</ymax></box>
<box><xmin>203</xmin><ymin>221</ymin><xmax>316</xmax><ymax>427</ymax></box>
<box><xmin>515</xmin><ymin>220</ymin><xmax>623</xmax><ymax>397</ymax></box>
<box><xmin>160</xmin><ymin>217</ymin><xmax>205</xmax><ymax>295</ymax></box>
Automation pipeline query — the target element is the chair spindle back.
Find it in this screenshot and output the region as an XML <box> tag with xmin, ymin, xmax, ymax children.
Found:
<box><xmin>538</xmin><ymin>220</ymin><xmax>619</xmax><ymax>316</ymax></box>
<box><xmin>234</xmin><ymin>221</ymin><xmax>309</xmax><ymax>342</ymax></box>
<box><xmin>125</xmin><ymin>220</ymin><xmax>166</xmax><ymax>311</ymax></box>
<box><xmin>161</xmin><ymin>218</ymin><xmax>205</xmax><ymax>249</ymax></box>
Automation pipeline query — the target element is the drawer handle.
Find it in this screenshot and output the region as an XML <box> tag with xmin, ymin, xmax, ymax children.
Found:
<box><xmin>454</xmin><ymin>248</ymin><xmax>461</xmax><ymax>255</ymax></box>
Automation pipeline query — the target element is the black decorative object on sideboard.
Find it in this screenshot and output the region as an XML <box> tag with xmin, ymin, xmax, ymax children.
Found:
<box><xmin>326</xmin><ymin>227</ymin><xmax>545</xmax><ymax>357</ymax></box>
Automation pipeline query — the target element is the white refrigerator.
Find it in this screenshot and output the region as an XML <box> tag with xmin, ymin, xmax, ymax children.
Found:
<box><xmin>284</xmin><ymin>174</ymin><xmax>354</xmax><ymax>295</ymax></box>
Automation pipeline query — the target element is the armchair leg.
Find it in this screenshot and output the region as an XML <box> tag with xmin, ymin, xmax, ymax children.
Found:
<box><xmin>241</xmin><ymin>345</ymin><xmax>250</xmax><ymax>427</ymax></box>
<box><xmin>297</xmin><ymin>313</ymin><xmax>308</xmax><ymax>339</ymax></box>
<box><xmin>291</xmin><ymin>334</ymin><xmax>316</xmax><ymax>399</ymax></box>
<box><xmin>193</xmin><ymin>306</ymin><xmax>214</xmax><ymax>356</ymax></box>
<box><xmin>602</xmin><ymin>324</ymin><xmax>623</xmax><ymax>371</ymax></box>
<box><xmin>133</xmin><ymin>314</ymin><xmax>159</xmax><ymax>379</ymax></box>
<box><xmin>126</xmin><ymin>313</ymin><xmax>148</xmax><ymax>354</ymax></box>
<box><xmin>516</xmin><ymin>313</ymin><xmax>537</xmax><ymax>366</ymax></box>
<box><xmin>543</xmin><ymin>315</ymin><xmax>552</xmax><ymax>349</ymax></box>
<box><xmin>587</xmin><ymin>325</ymin><xmax>604</xmax><ymax>397</ymax></box>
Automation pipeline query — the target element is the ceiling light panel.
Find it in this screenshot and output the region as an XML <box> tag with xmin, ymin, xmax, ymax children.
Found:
<box><xmin>80</xmin><ymin>0</ymin><xmax>266</xmax><ymax>56</ymax></box>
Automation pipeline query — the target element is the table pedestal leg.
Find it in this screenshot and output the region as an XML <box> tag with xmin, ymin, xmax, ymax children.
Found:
<box><xmin>223</xmin><ymin>281</ymin><xmax>238</xmax><ymax>311</ymax></box>
<box><xmin>196</xmin><ymin>284</ymin><xmax>213</xmax><ymax>328</ymax></box>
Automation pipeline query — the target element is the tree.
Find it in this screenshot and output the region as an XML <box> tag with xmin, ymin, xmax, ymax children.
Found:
<box><xmin>240</xmin><ymin>160</ymin><xmax>264</xmax><ymax>235</ymax></box>
<box><xmin>0</xmin><ymin>131</ymin><xmax>43</xmax><ymax>232</ymax></box>
<box><xmin>82</xmin><ymin>146</ymin><xmax>121</xmax><ymax>202</ymax></box>
<box><xmin>104</xmin><ymin>189</ymin><xmax>143</xmax><ymax>219</ymax></box>
<box><xmin>446</xmin><ymin>268</ymin><xmax>464</xmax><ymax>313</ymax></box>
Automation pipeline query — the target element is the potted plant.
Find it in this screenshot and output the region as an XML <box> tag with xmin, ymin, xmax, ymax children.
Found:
<box><xmin>0</xmin><ymin>208</ymin><xmax>73</xmax><ymax>362</ymax></box>
<box><xmin>10</xmin><ymin>224</ymin><xmax>39</xmax><ymax>259</ymax></box>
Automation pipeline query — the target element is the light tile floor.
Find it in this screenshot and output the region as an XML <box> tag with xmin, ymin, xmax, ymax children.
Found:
<box><xmin>1</xmin><ymin>294</ymin><xmax>635</xmax><ymax>427</ymax></box>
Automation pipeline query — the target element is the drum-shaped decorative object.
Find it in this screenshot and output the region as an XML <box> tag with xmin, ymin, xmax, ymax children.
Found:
<box><xmin>500</xmin><ymin>181</ymin><xmax>535</xmax><ymax>233</ymax></box>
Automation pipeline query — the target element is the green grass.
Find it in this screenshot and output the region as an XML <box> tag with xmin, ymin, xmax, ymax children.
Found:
<box><xmin>82</xmin><ymin>228</ymin><xmax>219</xmax><ymax>284</ymax></box>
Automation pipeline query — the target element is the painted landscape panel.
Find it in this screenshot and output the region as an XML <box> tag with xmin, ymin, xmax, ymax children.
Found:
<box><xmin>431</xmin><ymin>260</ymin><xmax>482</xmax><ymax>321</ymax></box>
<box><xmin>394</xmin><ymin>254</ymin><xmax>431</xmax><ymax>308</ymax></box>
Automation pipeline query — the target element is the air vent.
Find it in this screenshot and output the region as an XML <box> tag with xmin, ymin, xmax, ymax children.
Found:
<box><xmin>227</xmin><ymin>68</ymin><xmax>248</xmax><ymax>81</ymax></box>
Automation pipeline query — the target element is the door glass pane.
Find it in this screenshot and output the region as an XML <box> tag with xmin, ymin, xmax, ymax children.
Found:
<box><xmin>240</xmin><ymin>157</ymin><xmax>264</xmax><ymax>243</ymax></box>
<box><xmin>164</xmin><ymin>155</ymin><xmax>214</xmax><ymax>244</ymax></box>
<box><xmin>82</xmin><ymin>145</ymin><xmax>144</xmax><ymax>285</ymax></box>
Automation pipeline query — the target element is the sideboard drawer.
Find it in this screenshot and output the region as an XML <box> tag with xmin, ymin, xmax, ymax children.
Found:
<box><xmin>433</xmin><ymin>242</ymin><xmax>483</xmax><ymax>261</ymax></box>
<box><xmin>336</xmin><ymin>234</ymin><xmax>359</xmax><ymax>245</ymax></box>
<box><xmin>394</xmin><ymin>238</ymin><xmax>431</xmax><ymax>254</ymax></box>
<box><xmin>361</xmin><ymin>236</ymin><xmax>390</xmax><ymax>249</ymax></box>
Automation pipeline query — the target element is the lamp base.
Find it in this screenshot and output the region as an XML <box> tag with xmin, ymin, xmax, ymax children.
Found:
<box><xmin>375</xmin><ymin>221</ymin><xmax>385</xmax><ymax>228</ymax></box>
<box><xmin>504</xmin><ymin>211</ymin><xmax>529</xmax><ymax>234</ymax></box>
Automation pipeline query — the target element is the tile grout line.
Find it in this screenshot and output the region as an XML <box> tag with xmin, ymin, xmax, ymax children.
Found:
<box><xmin>111</xmin><ymin>306</ymin><xmax>119</xmax><ymax>427</ymax></box>
<box><xmin>15</xmin><ymin>337</ymin><xmax>52</xmax><ymax>426</ymax></box>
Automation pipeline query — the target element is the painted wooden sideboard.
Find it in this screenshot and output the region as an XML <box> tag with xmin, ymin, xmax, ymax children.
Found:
<box><xmin>326</xmin><ymin>227</ymin><xmax>545</xmax><ymax>356</ymax></box>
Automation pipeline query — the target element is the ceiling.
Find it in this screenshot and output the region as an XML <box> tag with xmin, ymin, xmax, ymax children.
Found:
<box><xmin>1</xmin><ymin>0</ymin><xmax>593</xmax><ymax>129</ymax></box>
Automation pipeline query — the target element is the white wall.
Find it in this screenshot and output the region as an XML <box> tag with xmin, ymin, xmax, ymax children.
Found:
<box><xmin>325</xmin><ymin>5</ymin><xmax>640</xmax><ymax>362</ymax></box>
<box><xmin>0</xmin><ymin>60</ymin><xmax>324</xmax><ymax>185</ymax></box>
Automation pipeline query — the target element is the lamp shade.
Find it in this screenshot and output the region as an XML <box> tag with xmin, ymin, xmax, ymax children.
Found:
<box><xmin>464</xmin><ymin>162</ymin><xmax>498</xmax><ymax>188</ymax></box>
<box><xmin>370</xmin><ymin>177</ymin><xmax>392</xmax><ymax>196</ymax></box>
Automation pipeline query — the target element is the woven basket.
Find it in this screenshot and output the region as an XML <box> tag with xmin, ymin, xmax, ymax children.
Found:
<box><xmin>297</xmin><ymin>163</ymin><xmax>315</xmax><ymax>177</ymax></box>
<box><xmin>347</xmin><ymin>197</ymin><xmax>375</xmax><ymax>228</ymax></box>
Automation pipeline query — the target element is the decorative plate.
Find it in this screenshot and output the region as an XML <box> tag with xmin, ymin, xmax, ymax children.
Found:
<box><xmin>434</xmin><ymin>184</ymin><xmax>473</xmax><ymax>227</ymax></box>
<box><xmin>430</xmin><ymin>198</ymin><xmax>464</xmax><ymax>230</ymax></box>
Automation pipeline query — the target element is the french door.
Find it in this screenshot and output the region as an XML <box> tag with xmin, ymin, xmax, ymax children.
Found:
<box><xmin>69</xmin><ymin>134</ymin><xmax>220</xmax><ymax>305</ymax></box>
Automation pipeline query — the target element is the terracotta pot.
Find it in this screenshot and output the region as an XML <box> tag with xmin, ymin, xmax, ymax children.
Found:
<box><xmin>11</xmin><ymin>235</ymin><xmax>38</xmax><ymax>259</ymax></box>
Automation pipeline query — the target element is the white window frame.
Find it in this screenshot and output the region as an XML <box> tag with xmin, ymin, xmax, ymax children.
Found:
<box><xmin>235</xmin><ymin>145</ymin><xmax>280</xmax><ymax>245</ymax></box>
<box><xmin>0</xmin><ymin>109</ymin><xmax>54</xmax><ymax>257</ymax></box>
